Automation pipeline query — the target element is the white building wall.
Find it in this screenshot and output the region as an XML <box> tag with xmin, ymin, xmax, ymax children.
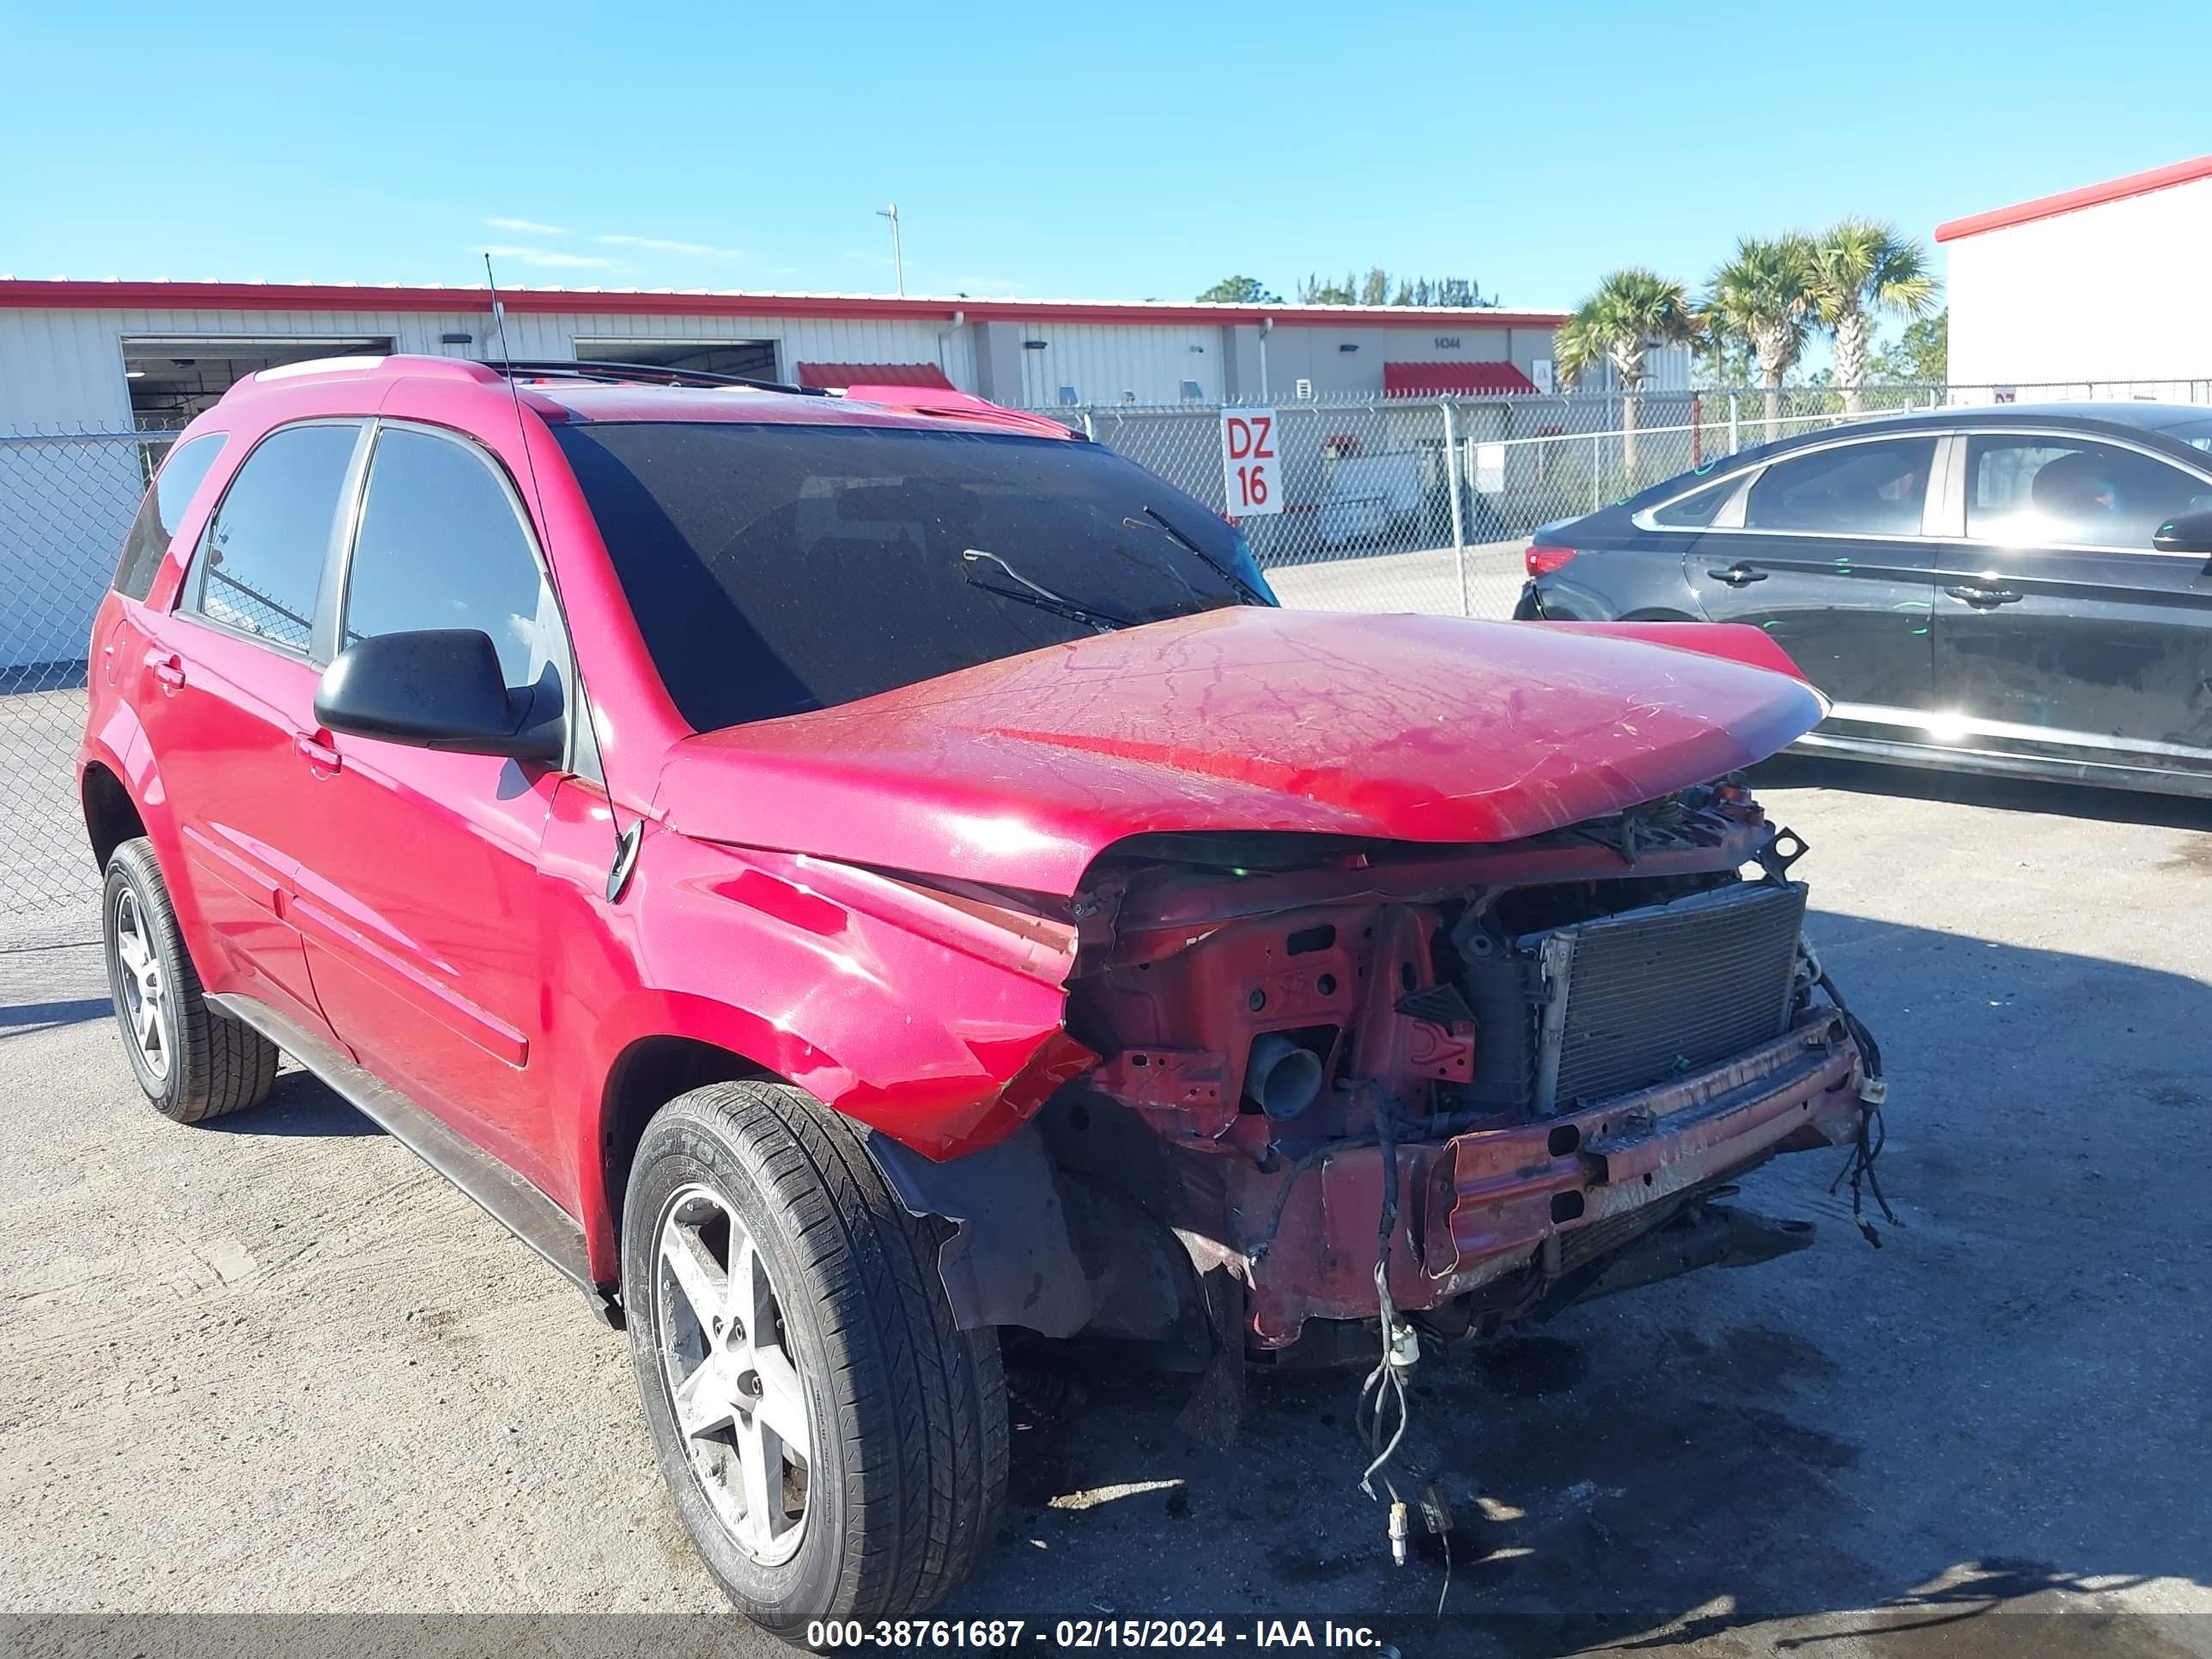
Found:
<box><xmin>1008</xmin><ymin>324</ymin><xmax>1225</xmax><ymax>408</ymax></box>
<box><xmin>1947</xmin><ymin>174</ymin><xmax>2212</xmax><ymax>389</ymax></box>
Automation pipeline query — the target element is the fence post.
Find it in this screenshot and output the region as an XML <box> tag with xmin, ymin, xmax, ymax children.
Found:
<box><xmin>1728</xmin><ymin>392</ymin><xmax>1741</xmax><ymax>454</ymax></box>
<box><xmin>1440</xmin><ymin>399</ymin><xmax>1468</xmax><ymax>617</ymax></box>
<box><xmin>1591</xmin><ymin>432</ymin><xmax>1602</xmax><ymax>513</ymax></box>
<box><xmin>1081</xmin><ymin>411</ymin><xmax>1097</xmax><ymax>442</ymax></box>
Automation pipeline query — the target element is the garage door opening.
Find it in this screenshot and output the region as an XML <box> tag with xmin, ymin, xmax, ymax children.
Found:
<box><xmin>121</xmin><ymin>337</ymin><xmax>395</xmax><ymax>428</ymax></box>
<box><xmin>574</xmin><ymin>339</ymin><xmax>780</xmax><ymax>381</ymax></box>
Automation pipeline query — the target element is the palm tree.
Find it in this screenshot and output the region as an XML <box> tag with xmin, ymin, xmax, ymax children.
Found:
<box><xmin>1806</xmin><ymin>220</ymin><xmax>1939</xmax><ymax>412</ymax></box>
<box><xmin>1705</xmin><ymin>235</ymin><xmax>1816</xmax><ymax>438</ymax></box>
<box><xmin>1553</xmin><ymin>269</ymin><xmax>1698</xmax><ymax>482</ymax></box>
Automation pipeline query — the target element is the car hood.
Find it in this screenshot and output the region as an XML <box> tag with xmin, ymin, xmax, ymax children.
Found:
<box><xmin>656</xmin><ymin>608</ymin><xmax>1825</xmax><ymax>896</ymax></box>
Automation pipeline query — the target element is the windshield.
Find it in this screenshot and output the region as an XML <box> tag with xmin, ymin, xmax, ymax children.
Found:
<box><xmin>556</xmin><ymin>421</ymin><xmax>1275</xmax><ymax>732</ymax></box>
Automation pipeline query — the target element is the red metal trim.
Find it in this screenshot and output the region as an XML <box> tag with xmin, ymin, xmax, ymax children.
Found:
<box><xmin>0</xmin><ymin>278</ymin><xmax>1565</xmax><ymax>330</ymax></box>
<box><xmin>1935</xmin><ymin>154</ymin><xmax>2212</xmax><ymax>242</ymax></box>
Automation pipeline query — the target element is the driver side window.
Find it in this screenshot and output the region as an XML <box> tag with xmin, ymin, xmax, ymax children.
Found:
<box><xmin>1966</xmin><ymin>435</ymin><xmax>2212</xmax><ymax>550</ymax></box>
<box><xmin>341</xmin><ymin>425</ymin><xmax>566</xmax><ymax>708</ymax></box>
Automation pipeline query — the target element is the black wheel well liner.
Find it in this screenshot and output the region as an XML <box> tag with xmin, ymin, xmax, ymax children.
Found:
<box><xmin>599</xmin><ymin>1035</ymin><xmax>776</xmax><ymax>1241</ymax></box>
<box><xmin>82</xmin><ymin>763</ymin><xmax>146</xmax><ymax>872</ymax></box>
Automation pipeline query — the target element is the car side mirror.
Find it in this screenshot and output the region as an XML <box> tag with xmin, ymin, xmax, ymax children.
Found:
<box><xmin>2152</xmin><ymin>507</ymin><xmax>2212</xmax><ymax>555</ymax></box>
<box><xmin>314</xmin><ymin>629</ymin><xmax>562</xmax><ymax>762</ymax></box>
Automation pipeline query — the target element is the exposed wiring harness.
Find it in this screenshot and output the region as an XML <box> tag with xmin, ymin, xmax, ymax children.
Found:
<box><xmin>1810</xmin><ymin>957</ymin><xmax>1899</xmax><ymax>1246</ymax></box>
<box><xmin>1352</xmin><ymin>1085</ymin><xmax>1419</xmax><ymax>1565</ymax></box>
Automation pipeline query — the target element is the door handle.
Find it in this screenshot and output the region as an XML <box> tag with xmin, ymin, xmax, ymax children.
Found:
<box><xmin>1706</xmin><ymin>563</ymin><xmax>1768</xmax><ymax>586</ymax></box>
<box><xmin>143</xmin><ymin>649</ymin><xmax>185</xmax><ymax>691</ymax></box>
<box><xmin>295</xmin><ymin>733</ymin><xmax>343</xmax><ymax>774</ymax></box>
<box><xmin>1945</xmin><ymin>584</ymin><xmax>2022</xmax><ymax>608</ymax></box>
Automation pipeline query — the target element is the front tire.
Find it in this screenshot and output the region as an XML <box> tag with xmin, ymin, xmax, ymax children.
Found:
<box><xmin>622</xmin><ymin>1081</ymin><xmax>1007</xmax><ymax>1632</ymax></box>
<box><xmin>101</xmin><ymin>837</ymin><xmax>279</xmax><ymax>1122</ymax></box>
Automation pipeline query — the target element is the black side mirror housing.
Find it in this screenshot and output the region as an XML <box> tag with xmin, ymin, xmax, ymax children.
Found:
<box><xmin>314</xmin><ymin>629</ymin><xmax>562</xmax><ymax>762</ymax></box>
<box><xmin>2152</xmin><ymin>506</ymin><xmax>2212</xmax><ymax>555</ymax></box>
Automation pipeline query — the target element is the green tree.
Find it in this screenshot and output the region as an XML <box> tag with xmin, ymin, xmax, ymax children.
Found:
<box><xmin>1359</xmin><ymin>267</ymin><xmax>1391</xmax><ymax>306</ymax></box>
<box><xmin>1874</xmin><ymin>308</ymin><xmax>1948</xmax><ymax>386</ymax></box>
<box><xmin>1553</xmin><ymin>268</ymin><xmax>1699</xmax><ymax>482</ymax></box>
<box><xmin>1705</xmin><ymin>235</ymin><xmax>1817</xmax><ymax>436</ymax></box>
<box><xmin>1805</xmin><ymin>221</ymin><xmax>1939</xmax><ymax>411</ymax></box>
<box><xmin>1297</xmin><ymin>270</ymin><xmax>1359</xmax><ymax>304</ymax></box>
<box><xmin>1195</xmin><ymin>275</ymin><xmax>1280</xmax><ymax>303</ymax></box>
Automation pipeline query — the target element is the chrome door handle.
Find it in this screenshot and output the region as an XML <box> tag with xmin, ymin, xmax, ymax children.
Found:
<box><xmin>1945</xmin><ymin>584</ymin><xmax>2021</xmax><ymax>607</ymax></box>
<box><xmin>1706</xmin><ymin>563</ymin><xmax>1768</xmax><ymax>586</ymax></box>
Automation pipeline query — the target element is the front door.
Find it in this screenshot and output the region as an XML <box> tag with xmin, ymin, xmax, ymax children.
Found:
<box><xmin>287</xmin><ymin>421</ymin><xmax>578</xmax><ymax>1194</ymax></box>
<box><xmin>1933</xmin><ymin>431</ymin><xmax>2212</xmax><ymax>781</ymax></box>
<box><xmin>138</xmin><ymin>419</ymin><xmax>368</xmax><ymax>1030</ymax></box>
<box><xmin>1685</xmin><ymin>432</ymin><xmax>1942</xmax><ymax>720</ymax></box>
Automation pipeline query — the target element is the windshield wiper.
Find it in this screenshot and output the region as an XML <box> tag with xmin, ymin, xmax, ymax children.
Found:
<box><xmin>961</xmin><ymin>548</ymin><xmax>1138</xmax><ymax>632</ymax></box>
<box><xmin>1129</xmin><ymin>506</ymin><xmax>1273</xmax><ymax>607</ymax></box>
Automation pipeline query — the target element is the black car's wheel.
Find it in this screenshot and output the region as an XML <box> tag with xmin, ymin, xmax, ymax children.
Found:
<box><xmin>100</xmin><ymin>837</ymin><xmax>280</xmax><ymax>1123</ymax></box>
<box><xmin>622</xmin><ymin>1080</ymin><xmax>1007</xmax><ymax>1632</ymax></box>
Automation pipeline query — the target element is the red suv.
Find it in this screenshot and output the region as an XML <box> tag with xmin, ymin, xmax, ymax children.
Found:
<box><xmin>80</xmin><ymin>356</ymin><xmax>1884</xmax><ymax>1632</ymax></box>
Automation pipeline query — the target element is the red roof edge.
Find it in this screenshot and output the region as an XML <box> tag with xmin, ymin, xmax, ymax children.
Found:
<box><xmin>0</xmin><ymin>278</ymin><xmax>1565</xmax><ymax>331</ymax></box>
<box><xmin>1936</xmin><ymin>154</ymin><xmax>2212</xmax><ymax>242</ymax></box>
<box><xmin>796</xmin><ymin>361</ymin><xmax>955</xmax><ymax>391</ymax></box>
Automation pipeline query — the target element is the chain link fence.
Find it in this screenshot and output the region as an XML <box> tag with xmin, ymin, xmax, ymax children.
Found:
<box><xmin>3</xmin><ymin>376</ymin><xmax>2207</xmax><ymax>915</ymax></box>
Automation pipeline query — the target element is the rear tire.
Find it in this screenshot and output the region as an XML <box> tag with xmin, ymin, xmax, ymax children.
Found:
<box><xmin>100</xmin><ymin>837</ymin><xmax>279</xmax><ymax>1123</ymax></box>
<box><xmin>622</xmin><ymin>1080</ymin><xmax>1007</xmax><ymax>1632</ymax></box>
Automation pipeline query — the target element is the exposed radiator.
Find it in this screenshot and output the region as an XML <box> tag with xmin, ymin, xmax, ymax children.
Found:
<box><xmin>1529</xmin><ymin>882</ymin><xmax>1808</xmax><ymax>1113</ymax></box>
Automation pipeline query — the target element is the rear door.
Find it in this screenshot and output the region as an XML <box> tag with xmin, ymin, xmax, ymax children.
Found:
<box><xmin>1683</xmin><ymin>432</ymin><xmax>1942</xmax><ymax>720</ymax></box>
<box><xmin>1932</xmin><ymin>430</ymin><xmax>2212</xmax><ymax>781</ymax></box>
<box><xmin>137</xmin><ymin>420</ymin><xmax>368</xmax><ymax>1030</ymax></box>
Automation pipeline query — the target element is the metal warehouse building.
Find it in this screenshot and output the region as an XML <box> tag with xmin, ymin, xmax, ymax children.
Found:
<box><xmin>0</xmin><ymin>279</ymin><xmax>1580</xmax><ymax>429</ymax></box>
<box><xmin>1940</xmin><ymin>154</ymin><xmax>2212</xmax><ymax>392</ymax></box>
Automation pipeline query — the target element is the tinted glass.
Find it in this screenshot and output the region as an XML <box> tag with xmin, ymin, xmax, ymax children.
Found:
<box><xmin>1742</xmin><ymin>437</ymin><xmax>1935</xmax><ymax>536</ymax></box>
<box><xmin>344</xmin><ymin>427</ymin><xmax>559</xmax><ymax>691</ymax></box>
<box><xmin>1966</xmin><ymin>435</ymin><xmax>2212</xmax><ymax>550</ymax></box>
<box><xmin>1650</xmin><ymin>471</ymin><xmax>1739</xmax><ymax>528</ymax></box>
<box><xmin>191</xmin><ymin>423</ymin><xmax>359</xmax><ymax>651</ymax></box>
<box><xmin>556</xmin><ymin>422</ymin><xmax>1273</xmax><ymax>732</ymax></box>
<box><xmin>114</xmin><ymin>434</ymin><xmax>227</xmax><ymax>601</ymax></box>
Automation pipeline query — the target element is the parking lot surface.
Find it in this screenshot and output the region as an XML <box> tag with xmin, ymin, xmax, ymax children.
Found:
<box><xmin>3</xmin><ymin>757</ymin><xmax>2209</xmax><ymax>1658</ymax></box>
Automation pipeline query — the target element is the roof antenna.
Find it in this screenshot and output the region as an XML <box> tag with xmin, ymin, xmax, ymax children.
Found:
<box><xmin>484</xmin><ymin>252</ymin><xmax>641</xmax><ymax>902</ymax></box>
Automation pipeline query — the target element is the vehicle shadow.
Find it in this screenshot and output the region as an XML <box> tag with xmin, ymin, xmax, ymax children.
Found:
<box><xmin>1752</xmin><ymin>750</ymin><xmax>2212</xmax><ymax>834</ymax></box>
<box><xmin>201</xmin><ymin>1065</ymin><xmax>384</xmax><ymax>1138</ymax></box>
<box><xmin>943</xmin><ymin>911</ymin><xmax>2212</xmax><ymax>1656</ymax></box>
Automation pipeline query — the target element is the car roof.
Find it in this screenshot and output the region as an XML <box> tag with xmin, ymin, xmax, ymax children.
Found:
<box><xmin>203</xmin><ymin>353</ymin><xmax>1078</xmax><ymax>441</ymax></box>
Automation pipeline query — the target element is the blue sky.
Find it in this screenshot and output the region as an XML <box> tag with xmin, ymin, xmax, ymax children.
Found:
<box><xmin>5</xmin><ymin>0</ymin><xmax>2208</xmax><ymax>313</ymax></box>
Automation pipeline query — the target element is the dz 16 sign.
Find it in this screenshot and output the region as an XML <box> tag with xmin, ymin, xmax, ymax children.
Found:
<box><xmin>1221</xmin><ymin>408</ymin><xmax>1282</xmax><ymax>517</ymax></box>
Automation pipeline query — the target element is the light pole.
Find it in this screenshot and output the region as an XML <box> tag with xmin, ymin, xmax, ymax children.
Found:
<box><xmin>876</xmin><ymin>203</ymin><xmax>904</xmax><ymax>296</ymax></box>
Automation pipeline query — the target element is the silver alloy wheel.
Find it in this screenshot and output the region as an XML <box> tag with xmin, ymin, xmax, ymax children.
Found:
<box><xmin>112</xmin><ymin>888</ymin><xmax>171</xmax><ymax>1084</ymax></box>
<box><xmin>655</xmin><ymin>1183</ymin><xmax>812</xmax><ymax>1566</ymax></box>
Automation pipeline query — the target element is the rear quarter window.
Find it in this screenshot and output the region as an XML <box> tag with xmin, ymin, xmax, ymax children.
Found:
<box><xmin>113</xmin><ymin>433</ymin><xmax>227</xmax><ymax>601</ymax></box>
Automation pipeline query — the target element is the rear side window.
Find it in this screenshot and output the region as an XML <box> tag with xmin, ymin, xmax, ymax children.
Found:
<box><xmin>341</xmin><ymin>426</ymin><xmax>562</xmax><ymax>694</ymax></box>
<box><xmin>1649</xmin><ymin>471</ymin><xmax>1739</xmax><ymax>528</ymax></box>
<box><xmin>113</xmin><ymin>433</ymin><xmax>226</xmax><ymax>601</ymax></box>
<box><xmin>1742</xmin><ymin>437</ymin><xmax>1936</xmax><ymax>537</ymax></box>
<box><xmin>186</xmin><ymin>422</ymin><xmax>360</xmax><ymax>653</ymax></box>
<box><xmin>1966</xmin><ymin>434</ymin><xmax>2212</xmax><ymax>550</ymax></box>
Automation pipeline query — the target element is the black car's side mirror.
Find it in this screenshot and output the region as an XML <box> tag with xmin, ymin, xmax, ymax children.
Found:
<box><xmin>314</xmin><ymin>629</ymin><xmax>562</xmax><ymax>762</ymax></box>
<box><xmin>2152</xmin><ymin>507</ymin><xmax>2212</xmax><ymax>555</ymax></box>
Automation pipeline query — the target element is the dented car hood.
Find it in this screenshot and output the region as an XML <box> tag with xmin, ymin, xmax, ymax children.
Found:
<box><xmin>656</xmin><ymin>608</ymin><xmax>1825</xmax><ymax>896</ymax></box>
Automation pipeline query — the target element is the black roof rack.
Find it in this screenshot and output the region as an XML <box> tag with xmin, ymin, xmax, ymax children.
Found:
<box><xmin>483</xmin><ymin>359</ymin><xmax>830</xmax><ymax>397</ymax></box>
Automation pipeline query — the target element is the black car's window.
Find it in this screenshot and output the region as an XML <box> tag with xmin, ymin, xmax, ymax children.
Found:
<box><xmin>1966</xmin><ymin>435</ymin><xmax>2212</xmax><ymax>550</ymax></box>
<box><xmin>1650</xmin><ymin>471</ymin><xmax>1740</xmax><ymax>528</ymax></box>
<box><xmin>556</xmin><ymin>422</ymin><xmax>1274</xmax><ymax>732</ymax></box>
<box><xmin>186</xmin><ymin>422</ymin><xmax>360</xmax><ymax>653</ymax></box>
<box><xmin>1742</xmin><ymin>437</ymin><xmax>1935</xmax><ymax>537</ymax></box>
<box><xmin>343</xmin><ymin>426</ymin><xmax>562</xmax><ymax>694</ymax></box>
<box><xmin>114</xmin><ymin>434</ymin><xmax>227</xmax><ymax>602</ymax></box>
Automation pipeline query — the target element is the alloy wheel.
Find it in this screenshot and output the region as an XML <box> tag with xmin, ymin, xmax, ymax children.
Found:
<box><xmin>654</xmin><ymin>1183</ymin><xmax>812</xmax><ymax>1565</ymax></box>
<box><xmin>112</xmin><ymin>887</ymin><xmax>172</xmax><ymax>1085</ymax></box>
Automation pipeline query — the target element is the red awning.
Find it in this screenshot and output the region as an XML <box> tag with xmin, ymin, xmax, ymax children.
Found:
<box><xmin>1382</xmin><ymin>361</ymin><xmax>1539</xmax><ymax>398</ymax></box>
<box><xmin>795</xmin><ymin>361</ymin><xmax>956</xmax><ymax>392</ymax></box>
